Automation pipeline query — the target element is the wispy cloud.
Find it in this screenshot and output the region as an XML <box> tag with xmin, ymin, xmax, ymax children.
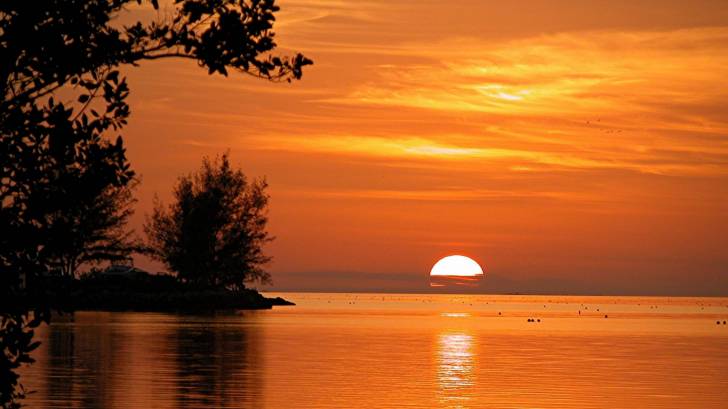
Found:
<box><xmin>250</xmin><ymin>131</ymin><xmax>728</xmax><ymax>176</ymax></box>
<box><xmin>270</xmin><ymin>28</ymin><xmax>728</xmax><ymax>176</ymax></box>
<box><xmin>277</xmin><ymin>187</ymin><xmax>584</xmax><ymax>202</ymax></box>
<box><xmin>331</xmin><ymin>29</ymin><xmax>728</xmax><ymax>120</ymax></box>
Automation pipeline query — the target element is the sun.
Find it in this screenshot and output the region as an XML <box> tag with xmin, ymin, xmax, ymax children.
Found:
<box><xmin>430</xmin><ymin>255</ymin><xmax>485</xmax><ymax>288</ymax></box>
<box><xmin>430</xmin><ymin>255</ymin><xmax>484</xmax><ymax>276</ymax></box>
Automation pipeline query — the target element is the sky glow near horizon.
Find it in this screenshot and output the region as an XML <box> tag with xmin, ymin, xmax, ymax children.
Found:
<box><xmin>121</xmin><ymin>0</ymin><xmax>728</xmax><ymax>294</ymax></box>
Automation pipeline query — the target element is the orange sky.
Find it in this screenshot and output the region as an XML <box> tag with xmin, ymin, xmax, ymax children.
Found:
<box><xmin>121</xmin><ymin>0</ymin><xmax>728</xmax><ymax>295</ymax></box>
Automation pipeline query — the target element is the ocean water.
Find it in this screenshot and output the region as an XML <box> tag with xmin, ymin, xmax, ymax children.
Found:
<box><xmin>20</xmin><ymin>293</ymin><xmax>728</xmax><ymax>408</ymax></box>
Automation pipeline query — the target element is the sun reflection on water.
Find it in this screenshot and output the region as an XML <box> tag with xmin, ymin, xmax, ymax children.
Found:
<box><xmin>440</xmin><ymin>312</ymin><xmax>471</xmax><ymax>318</ymax></box>
<box><xmin>437</xmin><ymin>331</ymin><xmax>476</xmax><ymax>408</ymax></box>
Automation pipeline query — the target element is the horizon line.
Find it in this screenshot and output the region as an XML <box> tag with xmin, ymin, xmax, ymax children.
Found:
<box><xmin>258</xmin><ymin>289</ymin><xmax>728</xmax><ymax>298</ymax></box>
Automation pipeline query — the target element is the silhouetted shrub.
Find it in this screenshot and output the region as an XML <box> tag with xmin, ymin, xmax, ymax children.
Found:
<box><xmin>146</xmin><ymin>153</ymin><xmax>273</xmax><ymax>290</ymax></box>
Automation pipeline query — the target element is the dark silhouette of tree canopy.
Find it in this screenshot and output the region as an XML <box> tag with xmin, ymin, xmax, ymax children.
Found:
<box><xmin>45</xmin><ymin>180</ymin><xmax>140</xmax><ymax>277</ymax></box>
<box><xmin>1</xmin><ymin>1</ymin><xmax>311</xmax><ymax>406</ymax></box>
<box><xmin>146</xmin><ymin>154</ymin><xmax>273</xmax><ymax>289</ymax></box>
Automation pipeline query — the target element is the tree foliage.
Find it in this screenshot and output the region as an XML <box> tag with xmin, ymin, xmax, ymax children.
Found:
<box><xmin>45</xmin><ymin>180</ymin><xmax>140</xmax><ymax>277</ymax></box>
<box><xmin>146</xmin><ymin>154</ymin><xmax>273</xmax><ymax>290</ymax></box>
<box><xmin>1</xmin><ymin>1</ymin><xmax>310</xmax><ymax>406</ymax></box>
<box><xmin>0</xmin><ymin>312</ymin><xmax>45</xmax><ymax>409</ymax></box>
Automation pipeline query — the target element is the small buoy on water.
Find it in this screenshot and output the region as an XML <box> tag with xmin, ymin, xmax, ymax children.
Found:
<box><xmin>604</xmin><ymin>315</ymin><xmax>608</xmax><ymax>318</ymax></box>
<box><xmin>537</xmin><ymin>319</ymin><xmax>541</xmax><ymax>323</ymax></box>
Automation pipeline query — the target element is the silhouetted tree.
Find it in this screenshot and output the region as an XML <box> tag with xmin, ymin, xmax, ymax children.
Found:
<box><xmin>145</xmin><ymin>154</ymin><xmax>272</xmax><ymax>289</ymax></box>
<box><xmin>45</xmin><ymin>180</ymin><xmax>140</xmax><ymax>277</ymax></box>
<box><xmin>1</xmin><ymin>1</ymin><xmax>310</xmax><ymax>406</ymax></box>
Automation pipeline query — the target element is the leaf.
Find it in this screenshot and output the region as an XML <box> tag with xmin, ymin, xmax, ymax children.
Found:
<box><xmin>107</xmin><ymin>71</ymin><xmax>119</xmax><ymax>84</ymax></box>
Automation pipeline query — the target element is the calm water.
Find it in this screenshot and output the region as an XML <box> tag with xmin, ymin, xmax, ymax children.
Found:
<box><xmin>20</xmin><ymin>293</ymin><xmax>728</xmax><ymax>408</ymax></box>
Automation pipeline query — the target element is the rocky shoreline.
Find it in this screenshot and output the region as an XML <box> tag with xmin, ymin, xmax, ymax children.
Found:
<box><xmin>3</xmin><ymin>273</ymin><xmax>294</xmax><ymax>313</ymax></box>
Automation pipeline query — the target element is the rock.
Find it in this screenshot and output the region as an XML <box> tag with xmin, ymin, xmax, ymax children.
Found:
<box><xmin>268</xmin><ymin>296</ymin><xmax>295</xmax><ymax>306</ymax></box>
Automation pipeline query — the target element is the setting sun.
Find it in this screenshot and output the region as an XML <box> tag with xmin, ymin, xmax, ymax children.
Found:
<box><xmin>430</xmin><ymin>255</ymin><xmax>484</xmax><ymax>289</ymax></box>
<box><xmin>430</xmin><ymin>255</ymin><xmax>484</xmax><ymax>277</ymax></box>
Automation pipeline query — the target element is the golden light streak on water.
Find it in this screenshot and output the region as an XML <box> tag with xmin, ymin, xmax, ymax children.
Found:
<box><xmin>437</xmin><ymin>332</ymin><xmax>475</xmax><ymax>408</ymax></box>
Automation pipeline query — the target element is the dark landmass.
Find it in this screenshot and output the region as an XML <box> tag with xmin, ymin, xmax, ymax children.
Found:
<box><xmin>264</xmin><ymin>271</ymin><xmax>728</xmax><ymax>297</ymax></box>
<box><xmin>3</xmin><ymin>273</ymin><xmax>294</xmax><ymax>313</ymax></box>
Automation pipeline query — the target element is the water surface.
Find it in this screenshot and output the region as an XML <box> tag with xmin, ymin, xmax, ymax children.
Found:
<box><xmin>21</xmin><ymin>293</ymin><xmax>728</xmax><ymax>408</ymax></box>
